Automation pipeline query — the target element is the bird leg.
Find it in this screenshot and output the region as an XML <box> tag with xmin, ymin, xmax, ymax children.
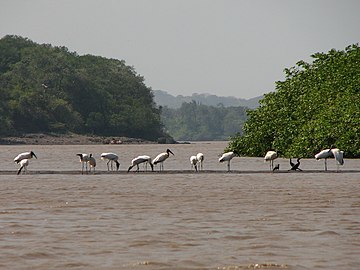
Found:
<box><xmin>325</xmin><ymin>159</ymin><xmax>327</xmax><ymax>171</ymax></box>
<box><xmin>107</xmin><ymin>160</ymin><xmax>110</xmax><ymax>171</ymax></box>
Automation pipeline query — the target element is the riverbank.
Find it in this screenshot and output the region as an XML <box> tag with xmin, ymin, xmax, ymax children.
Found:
<box><xmin>0</xmin><ymin>133</ymin><xmax>154</xmax><ymax>145</ymax></box>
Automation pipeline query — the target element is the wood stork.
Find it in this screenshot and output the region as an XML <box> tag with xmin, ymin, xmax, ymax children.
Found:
<box><xmin>196</xmin><ymin>153</ymin><xmax>204</xmax><ymax>170</ymax></box>
<box><xmin>152</xmin><ymin>149</ymin><xmax>174</xmax><ymax>171</ymax></box>
<box><xmin>190</xmin><ymin>155</ymin><xmax>198</xmax><ymax>172</ymax></box>
<box><xmin>289</xmin><ymin>158</ymin><xmax>302</xmax><ymax>171</ymax></box>
<box><xmin>219</xmin><ymin>150</ymin><xmax>239</xmax><ymax>172</ymax></box>
<box><xmin>331</xmin><ymin>148</ymin><xmax>344</xmax><ymax>171</ymax></box>
<box><xmin>77</xmin><ymin>153</ymin><xmax>91</xmax><ymax>174</ymax></box>
<box><xmin>128</xmin><ymin>155</ymin><xmax>154</xmax><ymax>172</ymax></box>
<box><xmin>315</xmin><ymin>148</ymin><xmax>333</xmax><ymax>171</ymax></box>
<box><xmin>101</xmin><ymin>153</ymin><xmax>120</xmax><ymax>171</ymax></box>
<box><xmin>88</xmin><ymin>154</ymin><xmax>96</xmax><ymax>173</ymax></box>
<box><xmin>17</xmin><ymin>159</ymin><xmax>29</xmax><ymax>175</ymax></box>
<box><xmin>14</xmin><ymin>151</ymin><xmax>37</xmax><ymax>163</ymax></box>
<box><xmin>264</xmin><ymin>150</ymin><xmax>279</xmax><ymax>171</ymax></box>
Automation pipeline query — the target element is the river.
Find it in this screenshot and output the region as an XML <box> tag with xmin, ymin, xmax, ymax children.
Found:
<box><xmin>0</xmin><ymin>142</ymin><xmax>359</xmax><ymax>269</ymax></box>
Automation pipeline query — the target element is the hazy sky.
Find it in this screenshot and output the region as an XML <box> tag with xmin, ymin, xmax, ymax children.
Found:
<box><xmin>1</xmin><ymin>0</ymin><xmax>359</xmax><ymax>99</ymax></box>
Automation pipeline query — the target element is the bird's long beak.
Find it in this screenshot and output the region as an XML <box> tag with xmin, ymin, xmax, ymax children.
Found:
<box><xmin>169</xmin><ymin>150</ymin><xmax>174</xmax><ymax>155</ymax></box>
<box><xmin>150</xmin><ymin>163</ymin><xmax>154</xmax><ymax>171</ymax></box>
<box><xmin>33</xmin><ymin>153</ymin><xmax>37</xmax><ymax>159</ymax></box>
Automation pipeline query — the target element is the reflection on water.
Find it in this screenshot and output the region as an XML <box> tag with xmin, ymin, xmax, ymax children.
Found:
<box><xmin>0</xmin><ymin>142</ymin><xmax>359</xmax><ymax>269</ymax></box>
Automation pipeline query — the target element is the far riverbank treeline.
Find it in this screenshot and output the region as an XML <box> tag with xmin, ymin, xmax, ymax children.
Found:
<box><xmin>0</xmin><ymin>35</ymin><xmax>172</xmax><ymax>142</ymax></box>
<box><xmin>161</xmin><ymin>101</ymin><xmax>247</xmax><ymax>141</ymax></box>
<box><xmin>228</xmin><ymin>44</ymin><xmax>360</xmax><ymax>158</ymax></box>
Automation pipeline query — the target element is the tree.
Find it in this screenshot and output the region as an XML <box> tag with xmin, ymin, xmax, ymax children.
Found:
<box><xmin>0</xmin><ymin>35</ymin><xmax>170</xmax><ymax>141</ymax></box>
<box><xmin>161</xmin><ymin>101</ymin><xmax>248</xmax><ymax>141</ymax></box>
<box><xmin>228</xmin><ymin>44</ymin><xmax>360</xmax><ymax>158</ymax></box>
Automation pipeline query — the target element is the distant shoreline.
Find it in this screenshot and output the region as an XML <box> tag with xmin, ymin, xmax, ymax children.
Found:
<box><xmin>0</xmin><ymin>133</ymin><xmax>155</xmax><ymax>145</ymax></box>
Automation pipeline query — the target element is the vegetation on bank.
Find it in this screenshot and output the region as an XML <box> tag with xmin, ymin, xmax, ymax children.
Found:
<box><xmin>154</xmin><ymin>90</ymin><xmax>262</xmax><ymax>109</ymax></box>
<box><xmin>228</xmin><ymin>44</ymin><xmax>360</xmax><ymax>158</ymax></box>
<box><xmin>161</xmin><ymin>101</ymin><xmax>247</xmax><ymax>141</ymax></box>
<box><xmin>0</xmin><ymin>35</ymin><xmax>173</xmax><ymax>142</ymax></box>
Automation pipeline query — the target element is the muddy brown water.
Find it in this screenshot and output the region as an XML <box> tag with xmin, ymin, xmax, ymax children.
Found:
<box><xmin>0</xmin><ymin>142</ymin><xmax>359</xmax><ymax>269</ymax></box>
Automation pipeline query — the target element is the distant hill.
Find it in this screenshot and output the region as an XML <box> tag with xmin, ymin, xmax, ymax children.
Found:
<box><xmin>153</xmin><ymin>90</ymin><xmax>262</xmax><ymax>109</ymax></box>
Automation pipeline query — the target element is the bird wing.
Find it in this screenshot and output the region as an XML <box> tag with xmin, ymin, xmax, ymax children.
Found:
<box><xmin>331</xmin><ymin>149</ymin><xmax>344</xmax><ymax>165</ymax></box>
<box><xmin>153</xmin><ymin>153</ymin><xmax>166</xmax><ymax>164</ymax></box>
<box><xmin>14</xmin><ymin>154</ymin><xmax>22</xmax><ymax>162</ymax></box>
<box><xmin>315</xmin><ymin>149</ymin><xmax>332</xmax><ymax>159</ymax></box>
<box><xmin>219</xmin><ymin>152</ymin><xmax>234</xmax><ymax>162</ymax></box>
<box><xmin>14</xmin><ymin>152</ymin><xmax>30</xmax><ymax>162</ymax></box>
<box><xmin>101</xmin><ymin>153</ymin><xmax>118</xmax><ymax>160</ymax></box>
<box><xmin>196</xmin><ymin>153</ymin><xmax>204</xmax><ymax>161</ymax></box>
<box><xmin>190</xmin><ymin>156</ymin><xmax>197</xmax><ymax>164</ymax></box>
<box><xmin>132</xmin><ymin>156</ymin><xmax>148</xmax><ymax>165</ymax></box>
<box><xmin>264</xmin><ymin>151</ymin><xmax>277</xmax><ymax>161</ymax></box>
<box><xmin>289</xmin><ymin>159</ymin><xmax>295</xmax><ymax>167</ymax></box>
<box><xmin>89</xmin><ymin>157</ymin><xmax>96</xmax><ymax>167</ymax></box>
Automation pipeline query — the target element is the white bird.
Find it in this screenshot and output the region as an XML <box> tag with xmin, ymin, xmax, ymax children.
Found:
<box><xmin>128</xmin><ymin>155</ymin><xmax>153</xmax><ymax>172</ymax></box>
<box><xmin>219</xmin><ymin>151</ymin><xmax>239</xmax><ymax>172</ymax></box>
<box><xmin>196</xmin><ymin>153</ymin><xmax>204</xmax><ymax>171</ymax></box>
<box><xmin>315</xmin><ymin>148</ymin><xmax>333</xmax><ymax>171</ymax></box>
<box><xmin>101</xmin><ymin>153</ymin><xmax>120</xmax><ymax>171</ymax></box>
<box><xmin>77</xmin><ymin>153</ymin><xmax>91</xmax><ymax>174</ymax></box>
<box><xmin>152</xmin><ymin>149</ymin><xmax>174</xmax><ymax>171</ymax></box>
<box><xmin>17</xmin><ymin>159</ymin><xmax>29</xmax><ymax>175</ymax></box>
<box><xmin>14</xmin><ymin>151</ymin><xmax>37</xmax><ymax>163</ymax></box>
<box><xmin>331</xmin><ymin>148</ymin><xmax>344</xmax><ymax>171</ymax></box>
<box><xmin>88</xmin><ymin>154</ymin><xmax>96</xmax><ymax>173</ymax></box>
<box><xmin>190</xmin><ymin>155</ymin><xmax>198</xmax><ymax>172</ymax></box>
<box><xmin>264</xmin><ymin>150</ymin><xmax>279</xmax><ymax>171</ymax></box>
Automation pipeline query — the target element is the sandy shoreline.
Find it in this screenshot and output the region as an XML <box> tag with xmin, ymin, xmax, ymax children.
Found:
<box><xmin>0</xmin><ymin>133</ymin><xmax>154</xmax><ymax>145</ymax></box>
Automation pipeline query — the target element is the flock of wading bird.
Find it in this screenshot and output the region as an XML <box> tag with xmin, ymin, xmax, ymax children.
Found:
<box><xmin>12</xmin><ymin>146</ymin><xmax>345</xmax><ymax>175</ymax></box>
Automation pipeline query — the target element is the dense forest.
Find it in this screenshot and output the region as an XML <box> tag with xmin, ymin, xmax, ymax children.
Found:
<box><xmin>0</xmin><ymin>35</ymin><xmax>172</xmax><ymax>142</ymax></box>
<box><xmin>161</xmin><ymin>101</ymin><xmax>247</xmax><ymax>141</ymax></box>
<box><xmin>154</xmin><ymin>90</ymin><xmax>261</xmax><ymax>109</ymax></box>
<box><xmin>228</xmin><ymin>44</ymin><xmax>360</xmax><ymax>158</ymax></box>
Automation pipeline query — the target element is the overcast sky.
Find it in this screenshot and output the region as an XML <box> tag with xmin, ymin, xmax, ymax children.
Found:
<box><xmin>1</xmin><ymin>0</ymin><xmax>359</xmax><ymax>99</ymax></box>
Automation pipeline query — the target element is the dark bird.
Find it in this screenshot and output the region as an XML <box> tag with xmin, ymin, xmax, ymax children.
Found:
<box><xmin>273</xmin><ymin>164</ymin><xmax>280</xmax><ymax>172</ymax></box>
<box><xmin>289</xmin><ymin>158</ymin><xmax>302</xmax><ymax>171</ymax></box>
